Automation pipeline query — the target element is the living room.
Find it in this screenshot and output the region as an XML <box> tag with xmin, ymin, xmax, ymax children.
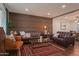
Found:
<box><xmin>0</xmin><ymin>3</ymin><xmax>79</xmax><ymax>56</ymax></box>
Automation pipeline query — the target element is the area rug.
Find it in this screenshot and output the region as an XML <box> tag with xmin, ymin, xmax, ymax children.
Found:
<box><xmin>20</xmin><ymin>42</ymin><xmax>65</xmax><ymax>56</ymax></box>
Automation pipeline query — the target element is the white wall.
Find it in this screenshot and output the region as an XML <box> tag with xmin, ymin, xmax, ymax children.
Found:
<box><xmin>52</xmin><ymin>15</ymin><xmax>77</xmax><ymax>34</ymax></box>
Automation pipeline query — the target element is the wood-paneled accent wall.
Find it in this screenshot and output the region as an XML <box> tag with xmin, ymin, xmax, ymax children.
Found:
<box><xmin>9</xmin><ymin>12</ymin><xmax>52</xmax><ymax>33</ymax></box>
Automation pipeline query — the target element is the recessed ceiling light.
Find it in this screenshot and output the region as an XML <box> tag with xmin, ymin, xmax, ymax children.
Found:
<box><xmin>62</xmin><ymin>5</ymin><xmax>66</xmax><ymax>8</ymax></box>
<box><xmin>25</xmin><ymin>8</ymin><xmax>29</xmax><ymax>11</ymax></box>
<box><xmin>47</xmin><ymin>13</ymin><xmax>51</xmax><ymax>15</ymax></box>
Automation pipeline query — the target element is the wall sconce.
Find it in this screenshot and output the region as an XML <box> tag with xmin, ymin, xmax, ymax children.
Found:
<box><xmin>44</xmin><ymin>25</ymin><xmax>47</xmax><ymax>29</ymax></box>
<box><xmin>75</xmin><ymin>16</ymin><xmax>79</xmax><ymax>24</ymax></box>
<box><xmin>44</xmin><ymin>25</ymin><xmax>48</xmax><ymax>34</ymax></box>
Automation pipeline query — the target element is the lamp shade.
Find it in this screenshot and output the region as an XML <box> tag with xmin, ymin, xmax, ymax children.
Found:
<box><xmin>44</xmin><ymin>26</ymin><xmax>47</xmax><ymax>29</ymax></box>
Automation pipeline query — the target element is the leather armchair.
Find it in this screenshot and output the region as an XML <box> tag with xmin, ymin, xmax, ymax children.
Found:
<box><xmin>5</xmin><ymin>37</ymin><xmax>23</xmax><ymax>56</ymax></box>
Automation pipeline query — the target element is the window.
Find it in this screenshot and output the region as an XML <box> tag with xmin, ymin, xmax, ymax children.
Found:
<box><xmin>0</xmin><ymin>9</ymin><xmax>6</xmax><ymax>33</ymax></box>
<box><xmin>0</xmin><ymin>9</ymin><xmax>2</xmax><ymax>27</ymax></box>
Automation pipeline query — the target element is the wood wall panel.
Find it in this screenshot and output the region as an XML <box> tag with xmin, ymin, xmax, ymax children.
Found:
<box><xmin>9</xmin><ymin>12</ymin><xmax>52</xmax><ymax>33</ymax></box>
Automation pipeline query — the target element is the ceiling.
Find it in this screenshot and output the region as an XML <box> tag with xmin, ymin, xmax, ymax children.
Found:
<box><xmin>4</xmin><ymin>3</ymin><xmax>79</xmax><ymax>18</ymax></box>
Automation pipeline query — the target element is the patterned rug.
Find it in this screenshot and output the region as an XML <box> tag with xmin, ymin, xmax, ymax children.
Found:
<box><xmin>20</xmin><ymin>42</ymin><xmax>65</xmax><ymax>56</ymax></box>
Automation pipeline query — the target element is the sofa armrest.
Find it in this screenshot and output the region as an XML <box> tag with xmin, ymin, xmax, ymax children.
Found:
<box><xmin>14</xmin><ymin>41</ymin><xmax>23</xmax><ymax>48</ymax></box>
<box><xmin>15</xmin><ymin>36</ymin><xmax>22</xmax><ymax>41</ymax></box>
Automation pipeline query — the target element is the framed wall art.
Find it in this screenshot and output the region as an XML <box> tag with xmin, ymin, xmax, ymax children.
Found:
<box><xmin>60</xmin><ymin>22</ymin><xmax>66</xmax><ymax>30</ymax></box>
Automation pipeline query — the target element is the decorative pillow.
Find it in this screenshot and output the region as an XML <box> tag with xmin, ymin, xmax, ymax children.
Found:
<box><xmin>53</xmin><ymin>33</ymin><xmax>59</xmax><ymax>37</ymax></box>
<box><xmin>9</xmin><ymin>34</ymin><xmax>16</xmax><ymax>42</ymax></box>
<box><xmin>20</xmin><ymin>31</ymin><xmax>26</xmax><ymax>36</ymax></box>
<box><xmin>21</xmin><ymin>33</ymin><xmax>31</xmax><ymax>39</ymax></box>
<box><xmin>14</xmin><ymin>31</ymin><xmax>18</xmax><ymax>35</ymax></box>
<box><xmin>25</xmin><ymin>33</ymin><xmax>31</xmax><ymax>38</ymax></box>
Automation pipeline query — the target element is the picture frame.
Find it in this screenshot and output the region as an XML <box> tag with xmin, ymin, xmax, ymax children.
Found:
<box><xmin>60</xmin><ymin>22</ymin><xmax>66</xmax><ymax>30</ymax></box>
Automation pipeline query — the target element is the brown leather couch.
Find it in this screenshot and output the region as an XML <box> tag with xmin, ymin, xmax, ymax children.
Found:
<box><xmin>18</xmin><ymin>31</ymin><xmax>43</xmax><ymax>44</ymax></box>
<box><xmin>5</xmin><ymin>37</ymin><xmax>23</xmax><ymax>56</ymax></box>
<box><xmin>0</xmin><ymin>27</ymin><xmax>23</xmax><ymax>56</ymax></box>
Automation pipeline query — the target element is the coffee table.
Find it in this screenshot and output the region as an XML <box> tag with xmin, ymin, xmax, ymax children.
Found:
<box><xmin>29</xmin><ymin>37</ymin><xmax>51</xmax><ymax>45</ymax></box>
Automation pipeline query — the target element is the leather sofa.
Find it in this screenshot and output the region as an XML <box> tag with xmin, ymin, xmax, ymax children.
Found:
<box><xmin>52</xmin><ymin>32</ymin><xmax>75</xmax><ymax>47</ymax></box>
<box><xmin>13</xmin><ymin>31</ymin><xmax>43</xmax><ymax>44</ymax></box>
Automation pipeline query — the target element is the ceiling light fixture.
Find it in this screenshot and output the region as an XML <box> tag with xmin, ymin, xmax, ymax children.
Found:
<box><xmin>25</xmin><ymin>8</ymin><xmax>29</xmax><ymax>11</ymax></box>
<box><xmin>47</xmin><ymin>13</ymin><xmax>51</xmax><ymax>15</ymax></box>
<box><xmin>62</xmin><ymin>5</ymin><xmax>66</xmax><ymax>8</ymax></box>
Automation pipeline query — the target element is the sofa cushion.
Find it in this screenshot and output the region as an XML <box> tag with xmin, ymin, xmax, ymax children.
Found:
<box><xmin>20</xmin><ymin>31</ymin><xmax>26</xmax><ymax>36</ymax></box>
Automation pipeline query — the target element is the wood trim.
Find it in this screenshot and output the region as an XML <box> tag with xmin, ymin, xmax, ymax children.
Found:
<box><xmin>52</xmin><ymin>9</ymin><xmax>79</xmax><ymax>19</ymax></box>
<box><xmin>9</xmin><ymin>12</ymin><xmax>52</xmax><ymax>20</ymax></box>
